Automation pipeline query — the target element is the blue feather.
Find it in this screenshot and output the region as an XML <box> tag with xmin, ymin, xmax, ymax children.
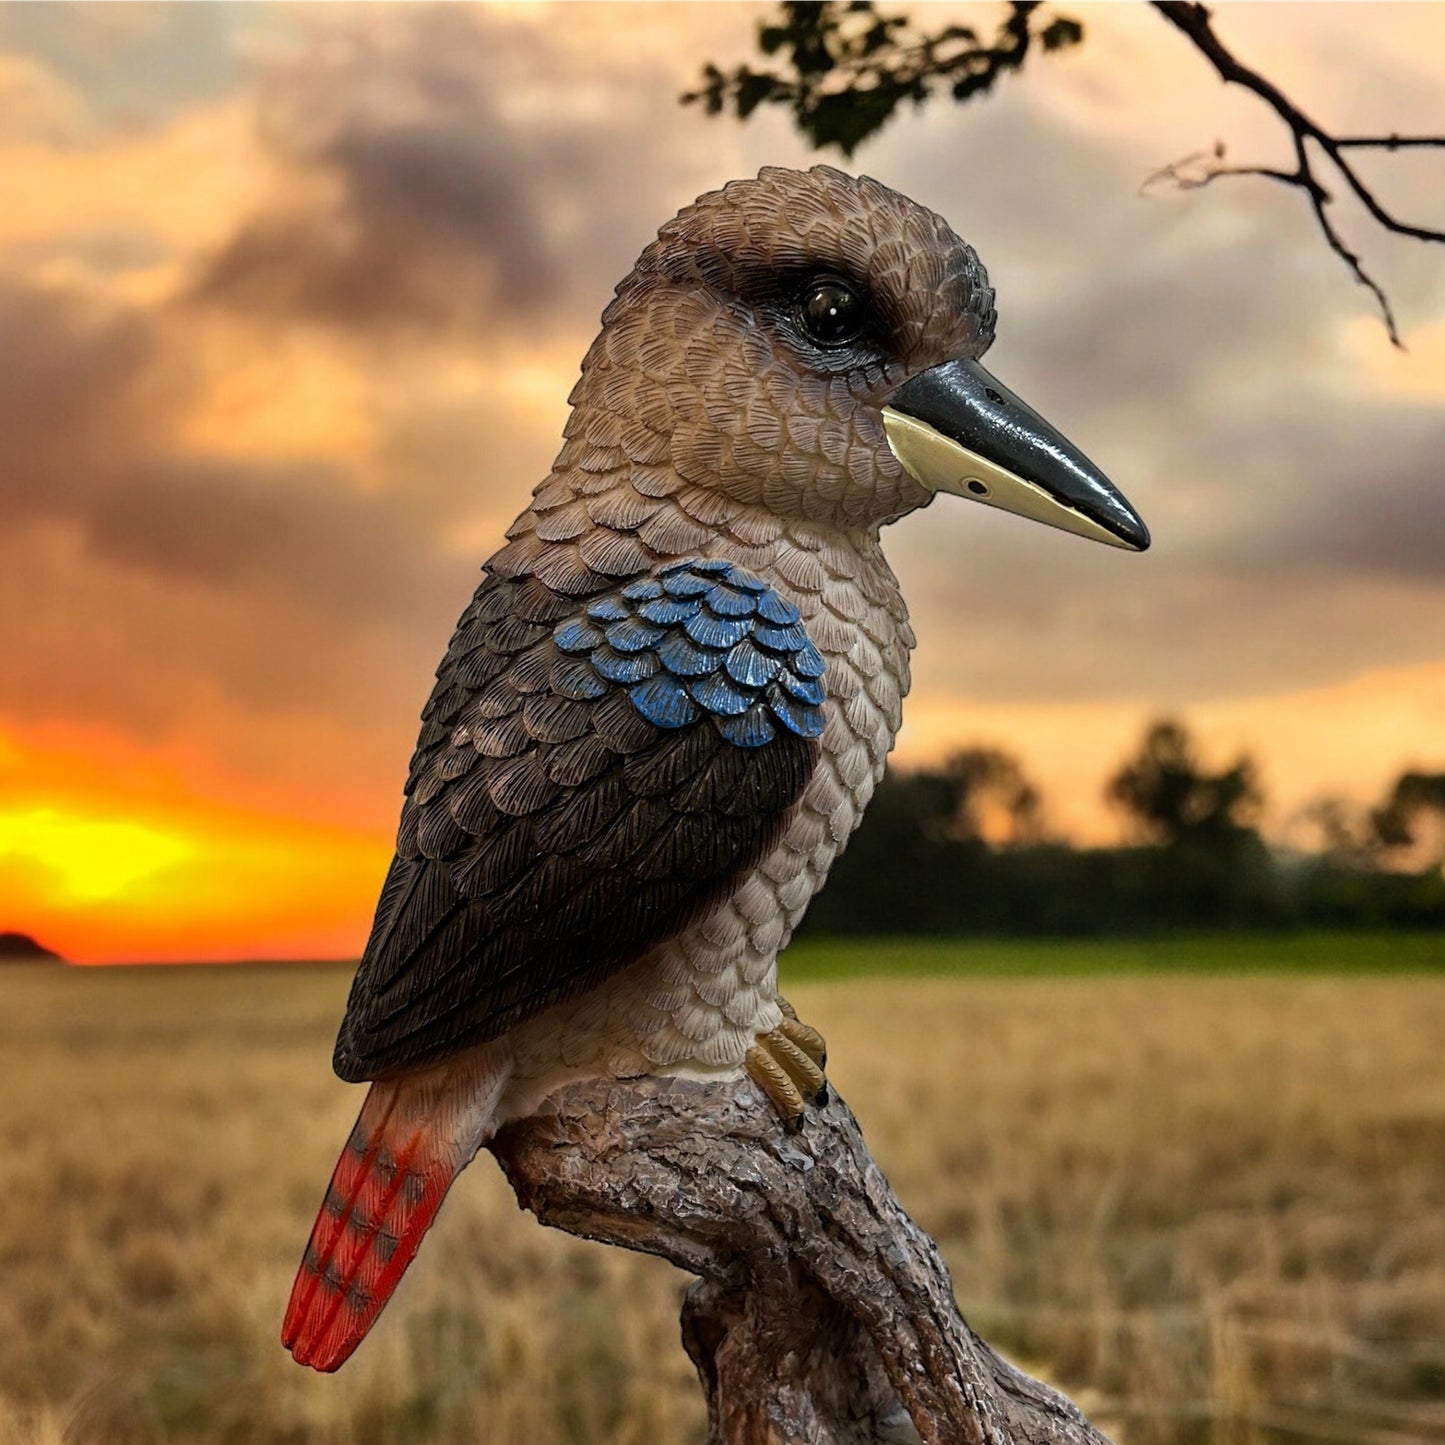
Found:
<box><xmin>661</xmin><ymin>570</ymin><xmax>713</xmax><ymax>599</ymax></box>
<box><xmin>756</xmin><ymin>590</ymin><xmax>802</xmax><ymax>625</ymax></box>
<box><xmin>638</xmin><ymin>596</ymin><xmax>703</xmax><ymax>626</ymax></box>
<box><xmin>753</xmin><ymin>620</ymin><xmax>808</xmax><ymax>653</ymax></box>
<box><xmin>621</xmin><ymin>577</ymin><xmax>664</xmax><ymax>601</ymax></box>
<box><xmin>704</xmin><ymin>582</ymin><xmax>756</xmax><ymax>618</ymax></box>
<box><xmin>715</xmin><ymin>705</ymin><xmax>776</xmax><ymax>748</ymax></box>
<box><xmin>684</xmin><ymin>610</ymin><xmax>752</xmax><ymax>649</ymax></box>
<box><xmin>630</xmin><ymin>673</ymin><xmax>700</xmax><ymax>728</ymax></box>
<box><xmin>777</xmin><ymin>669</ymin><xmax>826</xmax><ymax>705</ymax></box>
<box><xmin>726</xmin><ymin>570</ymin><xmax>771</xmax><ymax>596</ymax></box>
<box><xmin>585</xmin><ymin>596</ymin><xmax>630</xmax><ymax>623</ymax></box>
<box><xmin>656</xmin><ymin>632</ymin><xmax>724</xmax><ymax>679</ymax></box>
<box><xmin>553</xmin><ymin>619</ymin><xmax>606</xmax><ymax>654</ymax></box>
<box><xmin>791</xmin><ymin>642</ymin><xmax>827</xmax><ymax>679</ymax></box>
<box><xmin>592</xmin><ymin>645</ymin><xmax>659</xmax><ymax>684</ymax></box>
<box><xmin>606</xmin><ymin>616</ymin><xmax>668</xmax><ymax>653</ymax></box>
<box><xmin>689</xmin><ymin>671</ymin><xmax>753</xmax><ymax>718</ymax></box>
<box><xmin>769</xmin><ymin>692</ymin><xmax>826</xmax><ymax>739</ymax></box>
<box><xmin>725</xmin><ymin>638</ymin><xmax>782</xmax><ymax>687</ymax></box>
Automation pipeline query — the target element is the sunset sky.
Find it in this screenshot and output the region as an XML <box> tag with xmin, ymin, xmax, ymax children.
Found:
<box><xmin>2</xmin><ymin>2</ymin><xmax>1444</xmax><ymax>963</ymax></box>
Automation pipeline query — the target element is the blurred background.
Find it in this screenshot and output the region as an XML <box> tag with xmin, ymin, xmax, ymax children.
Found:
<box><xmin>1</xmin><ymin>4</ymin><xmax>1443</xmax><ymax>1443</ymax></box>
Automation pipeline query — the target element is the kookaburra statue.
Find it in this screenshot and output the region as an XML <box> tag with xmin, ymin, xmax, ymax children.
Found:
<box><xmin>283</xmin><ymin>166</ymin><xmax>1149</xmax><ymax>1371</ymax></box>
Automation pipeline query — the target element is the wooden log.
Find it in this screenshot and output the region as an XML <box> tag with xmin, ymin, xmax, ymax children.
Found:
<box><xmin>491</xmin><ymin>1075</ymin><xmax>1114</xmax><ymax>1445</ymax></box>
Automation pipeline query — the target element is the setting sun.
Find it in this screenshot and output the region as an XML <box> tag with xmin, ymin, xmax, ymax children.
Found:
<box><xmin>0</xmin><ymin>807</ymin><xmax>193</xmax><ymax>904</ymax></box>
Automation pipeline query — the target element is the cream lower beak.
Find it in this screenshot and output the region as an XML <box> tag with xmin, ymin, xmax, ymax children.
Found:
<box><xmin>882</xmin><ymin>359</ymin><xmax>1150</xmax><ymax>552</ymax></box>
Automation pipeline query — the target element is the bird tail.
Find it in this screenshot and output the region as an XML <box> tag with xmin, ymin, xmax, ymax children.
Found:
<box><xmin>282</xmin><ymin>1054</ymin><xmax>508</xmax><ymax>1372</ymax></box>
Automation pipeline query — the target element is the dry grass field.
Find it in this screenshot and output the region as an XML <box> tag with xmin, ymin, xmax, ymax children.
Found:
<box><xmin>2</xmin><ymin>953</ymin><xmax>1443</xmax><ymax>1445</ymax></box>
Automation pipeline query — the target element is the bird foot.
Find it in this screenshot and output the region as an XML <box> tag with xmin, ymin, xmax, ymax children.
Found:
<box><xmin>744</xmin><ymin>997</ymin><xmax>828</xmax><ymax>1123</ymax></box>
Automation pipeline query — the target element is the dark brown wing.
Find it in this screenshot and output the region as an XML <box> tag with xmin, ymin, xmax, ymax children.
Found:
<box><xmin>332</xmin><ymin>558</ymin><xmax>827</xmax><ymax>1081</ymax></box>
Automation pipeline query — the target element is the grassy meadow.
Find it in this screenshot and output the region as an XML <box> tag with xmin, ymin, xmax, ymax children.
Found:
<box><xmin>1</xmin><ymin>939</ymin><xmax>1444</xmax><ymax>1445</ymax></box>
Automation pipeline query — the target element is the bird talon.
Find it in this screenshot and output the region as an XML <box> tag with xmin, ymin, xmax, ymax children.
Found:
<box><xmin>745</xmin><ymin>1041</ymin><xmax>805</xmax><ymax>1119</ymax></box>
<box><xmin>744</xmin><ymin>1003</ymin><xmax>830</xmax><ymax>1121</ymax></box>
<box><xmin>777</xmin><ymin>1014</ymin><xmax>827</xmax><ymax>1069</ymax></box>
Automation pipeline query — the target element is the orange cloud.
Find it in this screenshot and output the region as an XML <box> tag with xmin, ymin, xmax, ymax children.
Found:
<box><xmin>1344</xmin><ymin>316</ymin><xmax>1445</xmax><ymax>401</ymax></box>
<box><xmin>177</xmin><ymin>319</ymin><xmax>378</xmax><ymax>463</ymax></box>
<box><xmin>0</xmin><ymin>97</ymin><xmax>270</xmax><ymax>287</ymax></box>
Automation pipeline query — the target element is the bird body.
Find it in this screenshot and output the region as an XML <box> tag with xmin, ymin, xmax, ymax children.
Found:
<box><xmin>447</xmin><ymin>525</ymin><xmax>908</xmax><ymax>1107</ymax></box>
<box><xmin>283</xmin><ymin>165</ymin><xmax>1148</xmax><ymax>1372</ymax></box>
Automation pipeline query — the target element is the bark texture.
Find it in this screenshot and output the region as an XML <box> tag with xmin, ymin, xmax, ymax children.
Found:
<box><xmin>490</xmin><ymin>1075</ymin><xmax>1114</xmax><ymax>1445</ymax></box>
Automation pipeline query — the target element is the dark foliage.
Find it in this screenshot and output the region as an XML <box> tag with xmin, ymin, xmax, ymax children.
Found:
<box><xmin>682</xmin><ymin>0</ymin><xmax>1082</xmax><ymax>158</ymax></box>
<box><xmin>1106</xmin><ymin>718</ymin><xmax>1261</xmax><ymax>845</ymax></box>
<box><xmin>1372</xmin><ymin>771</ymin><xmax>1445</xmax><ymax>853</ymax></box>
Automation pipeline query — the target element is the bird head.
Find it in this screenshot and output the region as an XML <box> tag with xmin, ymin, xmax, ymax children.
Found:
<box><xmin>571</xmin><ymin>164</ymin><xmax>1147</xmax><ymax>551</ymax></box>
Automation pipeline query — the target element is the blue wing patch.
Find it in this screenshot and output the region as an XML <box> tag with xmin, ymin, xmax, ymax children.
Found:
<box><xmin>551</xmin><ymin>559</ymin><xmax>827</xmax><ymax>745</ymax></box>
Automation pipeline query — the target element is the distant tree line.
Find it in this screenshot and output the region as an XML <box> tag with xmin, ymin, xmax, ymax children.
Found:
<box><xmin>802</xmin><ymin>719</ymin><xmax>1445</xmax><ymax>937</ymax></box>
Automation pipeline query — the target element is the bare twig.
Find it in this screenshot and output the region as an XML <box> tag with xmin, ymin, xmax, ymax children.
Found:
<box><xmin>490</xmin><ymin>1074</ymin><xmax>1113</xmax><ymax>1445</ymax></box>
<box><xmin>1150</xmin><ymin>0</ymin><xmax>1445</xmax><ymax>348</ymax></box>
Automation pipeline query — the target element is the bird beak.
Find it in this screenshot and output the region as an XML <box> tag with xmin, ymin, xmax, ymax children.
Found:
<box><xmin>882</xmin><ymin>358</ymin><xmax>1150</xmax><ymax>551</ymax></box>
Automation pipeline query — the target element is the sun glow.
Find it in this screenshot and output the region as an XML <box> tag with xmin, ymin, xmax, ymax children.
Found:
<box><xmin>0</xmin><ymin>807</ymin><xmax>194</xmax><ymax>904</ymax></box>
<box><xmin>0</xmin><ymin>729</ymin><xmax>394</xmax><ymax>964</ymax></box>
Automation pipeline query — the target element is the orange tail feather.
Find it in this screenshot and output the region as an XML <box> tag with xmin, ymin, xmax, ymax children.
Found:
<box><xmin>282</xmin><ymin>1062</ymin><xmax>502</xmax><ymax>1372</ymax></box>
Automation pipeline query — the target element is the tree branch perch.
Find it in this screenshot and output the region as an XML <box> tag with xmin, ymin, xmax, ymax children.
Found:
<box><xmin>490</xmin><ymin>1075</ymin><xmax>1114</xmax><ymax>1445</ymax></box>
<box><xmin>1150</xmin><ymin>0</ymin><xmax>1445</xmax><ymax>348</ymax></box>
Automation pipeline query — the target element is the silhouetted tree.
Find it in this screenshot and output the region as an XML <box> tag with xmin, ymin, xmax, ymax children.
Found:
<box><xmin>1106</xmin><ymin>718</ymin><xmax>1262</xmax><ymax>845</ymax></box>
<box><xmin>685</xmin><ymin>1</ymin><xmax>1445</xmax><ymax>344</ymax></box>
<box><xmin>937</xmin><ymin>746</ymin><xmax>1044</xmax><ymax>846</ymax></box>
<box><xmin>1295</xmin><ymin>796</ymin><xmax>1382</xmax><ymax>872</ymax></box>
<box><xmin>1372</xmin><ymin>771</ymin><xmax>1445</xmax><ymax>863</ymax></box>
<box><xmin>1291</xmin><ymin>778</ymin><xmax>1445</xmax><ymax>930</ymax></box>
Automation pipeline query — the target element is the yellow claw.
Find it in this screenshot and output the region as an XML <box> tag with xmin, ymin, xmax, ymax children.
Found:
<box><xmin>778</xmin><ymin>1014</ymin><xmax>826</xmax><ymax>1068</ymax></box>
<box><xmin>744</xmin><ymin>999</ymin><xmax>829</xmax><ymax>1121</ymax></box>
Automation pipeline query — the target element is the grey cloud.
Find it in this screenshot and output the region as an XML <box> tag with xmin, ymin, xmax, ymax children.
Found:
<box><xmin>0</xmin><ymin>274</ymin><xmax>488</xmax><ymax>736</ymax></box>
<box><xmin>0</xmin><ymin>3</ymin><xmax>255</xmax><ymax>126</ymax></box>
<box><xmin>888</xmin><ymin>503</ymin><xmax>1445</xmax><ymax>716</ymax></box>
<box><xmin>189</xmin><ymin>6</ymin><xmax>708</xmax><ymax>339</ymax></box>
<box><xmin>1208</xmin><ymin>399</ymin><xmax>1445</xmax><ymax>585</ymax></box>
<box><xmin>0</xmin><ymin>277</ymin><xmax>462</xmax><ymax>626</ymax></box>
<box><xmin>85</xmin><ymin>458</ymin><xmax>460</xmax><ymax>628</ymax></box>
<box><xmin>0</xmin><ymin>279</ymin><xmax>177</xmax><ymax>505</ymax></box>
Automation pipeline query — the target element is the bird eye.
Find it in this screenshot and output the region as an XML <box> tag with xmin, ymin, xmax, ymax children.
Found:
<box><xmin>797</xmin><ymin>277</ymin><xmax>864</xmax><ymax>347</ymax></box>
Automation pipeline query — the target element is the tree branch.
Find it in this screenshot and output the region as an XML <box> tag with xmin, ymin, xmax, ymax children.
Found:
<box><xmin>490</xmin><ymin>1074</ymin><xmax>1113</xmax><ymax>1445</ymax></box>
<box><xmin>1150</xmin><ymin>0</ymin><xmax>1445</xmax><ymax>348</ymax></box>
<box><xmin>688</xmin><ymin>2</ymin><xmax>1445</xmax><ymax>347</ymax></box>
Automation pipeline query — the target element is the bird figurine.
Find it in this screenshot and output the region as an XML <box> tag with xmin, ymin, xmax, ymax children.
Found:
<box><xmin>282</xmin><ymin>164</ymin><xmax>1149</xmax><ymax>1372</ymax></box>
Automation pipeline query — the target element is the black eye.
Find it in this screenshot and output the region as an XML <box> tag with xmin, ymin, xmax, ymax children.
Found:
<box><xmin>797</xmin><ymin>277</ymin><xmax>864</xmax><ymax>347</ymax></box>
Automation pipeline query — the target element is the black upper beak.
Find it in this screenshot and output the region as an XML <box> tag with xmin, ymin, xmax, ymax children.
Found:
<box><xmin>882</xmin><ymin>358</ymin><xmax>1150</xmax><ymax>552</ymax></box>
